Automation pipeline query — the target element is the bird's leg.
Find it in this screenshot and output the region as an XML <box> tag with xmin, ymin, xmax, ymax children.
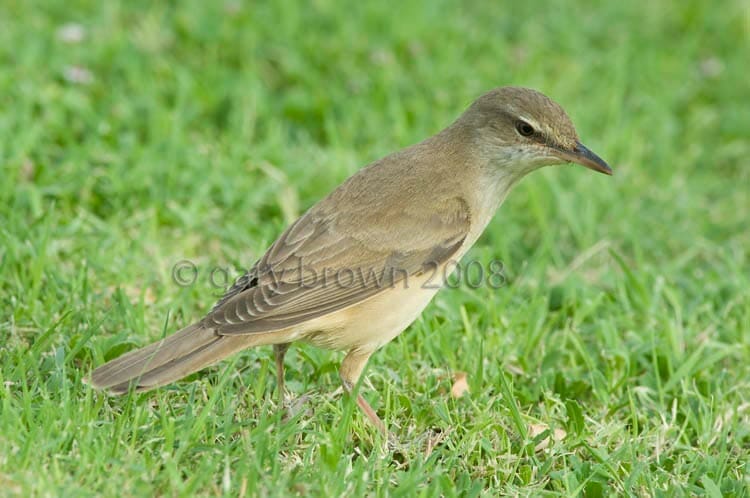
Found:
<box><xmin>273</xmin><ymin>343</ymin><xmax>291</xmax><ymax>404</ymax></box>
<box><xmin>340</xmin><ymin>349</ymin><xmax>386</xmax><ymax>435</ymax></box>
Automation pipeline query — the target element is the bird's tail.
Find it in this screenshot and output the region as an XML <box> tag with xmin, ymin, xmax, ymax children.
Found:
<box><xmin>87</xmin><ymin>322</ymin><xmax>265</xmax><ymax>394</ymax></box>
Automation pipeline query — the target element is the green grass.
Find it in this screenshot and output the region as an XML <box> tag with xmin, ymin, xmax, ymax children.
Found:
<box><xmin>1</xmin><ymin>0</ymin><xmax>748</xmax><ymax>496</ymax></box>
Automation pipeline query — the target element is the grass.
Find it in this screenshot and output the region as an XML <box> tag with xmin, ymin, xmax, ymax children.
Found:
<box><xmin>1</xmin><ymin>0</ymin><xmax>748</xmax><ymax>496</ymax></box>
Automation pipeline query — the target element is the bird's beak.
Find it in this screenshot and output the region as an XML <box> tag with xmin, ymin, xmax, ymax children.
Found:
<box><xmin>557</xmin><ymin>141</ymin><xmax>613</xmax><ymax>175</ymax></box>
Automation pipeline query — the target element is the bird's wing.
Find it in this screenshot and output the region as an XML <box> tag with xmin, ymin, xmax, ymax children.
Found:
<box><xmin>204</xmin><ymin>196</ymin><xmax>471</xmax><ymax>335</ymax></box>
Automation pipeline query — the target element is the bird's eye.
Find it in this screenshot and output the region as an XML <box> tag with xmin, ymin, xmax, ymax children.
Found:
<box><xmin>515</xmin><ymin>120</ymin><xmax>535</xmax><ymax>137</ymax></box>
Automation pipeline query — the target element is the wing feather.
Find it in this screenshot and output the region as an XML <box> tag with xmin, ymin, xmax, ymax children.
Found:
<box><xmin>204</xmin><ymin>195</ymin><xmax>471</xmax><ymax>335</ymax></box>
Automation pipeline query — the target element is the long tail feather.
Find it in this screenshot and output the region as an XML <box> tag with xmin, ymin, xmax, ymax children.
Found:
<box><xmin>88</xmin><ymin>323</ymin><xmax>262</xmax><ymax>394</ymax></box>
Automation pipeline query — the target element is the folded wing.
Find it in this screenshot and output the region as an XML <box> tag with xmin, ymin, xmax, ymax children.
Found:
<box><xmin>206</xmin><ymin>196</ymin><xmax>471</xmax><ymax>335</ymax></box>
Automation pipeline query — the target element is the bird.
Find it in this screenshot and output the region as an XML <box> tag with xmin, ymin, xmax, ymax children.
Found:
<box><xmin>87</xmin><ymin>86</ymin><xmax>612</xmax><ymax>434</ymax></box>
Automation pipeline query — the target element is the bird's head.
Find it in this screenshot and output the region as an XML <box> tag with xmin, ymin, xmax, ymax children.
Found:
<box><xmin>460</xmin><ymin>86</ymin><xmax>612</xmax><ymax>176</ymax></box>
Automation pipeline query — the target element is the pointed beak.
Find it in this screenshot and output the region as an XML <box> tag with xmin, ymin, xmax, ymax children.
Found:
<box><xmin>557</xmin><ymin>141</ymin><xmax>613</xmax><ymax>175</ymax></box>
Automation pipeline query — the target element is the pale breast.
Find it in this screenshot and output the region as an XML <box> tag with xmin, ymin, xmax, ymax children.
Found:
<box><xmin>297</xmin><ymin>268</ymin><xmax>447</xmax><ymax>353</ymax></box>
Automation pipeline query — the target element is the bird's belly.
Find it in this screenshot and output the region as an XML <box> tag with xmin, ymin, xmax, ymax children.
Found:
<box><xmin>299</xmin><ymin>271</ymin><xmax>443</xmax><ymax>353</ymax></box>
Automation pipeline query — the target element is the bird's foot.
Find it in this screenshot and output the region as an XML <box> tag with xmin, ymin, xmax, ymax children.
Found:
<box><xmin>279</xmin><ymin>390</ymin><xmax>316</xmax><ymax>421</ymax></box>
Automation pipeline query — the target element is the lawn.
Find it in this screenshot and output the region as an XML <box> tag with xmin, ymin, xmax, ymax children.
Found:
<box><xmin>1</xmin><ymin>0</ymin><xmax>748</xmax><ymax>496</ymax></box>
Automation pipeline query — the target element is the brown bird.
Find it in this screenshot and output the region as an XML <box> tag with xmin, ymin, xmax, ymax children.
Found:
<box><xmin>88</xmin><ymin>87</ymin><xmax>611</xmax><ymax>433</ymax></box>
